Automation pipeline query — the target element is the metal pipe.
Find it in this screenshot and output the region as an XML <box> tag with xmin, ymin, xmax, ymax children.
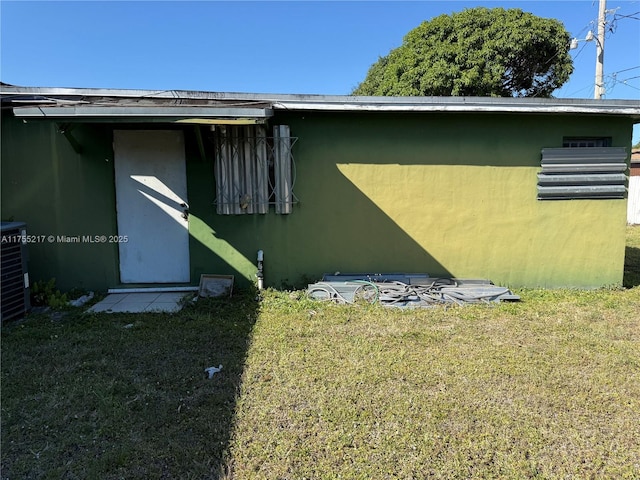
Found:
<box><xmin>257</xmin><ymin>250</ymin><xmax>264</xmax><ymax>290</ymax></box>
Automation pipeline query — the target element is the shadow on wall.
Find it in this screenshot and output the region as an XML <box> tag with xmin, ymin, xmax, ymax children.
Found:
<box><xmin>191</xmin><ymin>161</ymin><xmax>454</xmax><ymax>289</ymax></box>
<box><xmin>624</xmin><ymin>246</ymin><xmax>640</xmax><ymax>288</ymax></box>
<box><xmin>188</xmin><ymin>213</ymin><xmax>259</xmax><ymax>288</ymax></box>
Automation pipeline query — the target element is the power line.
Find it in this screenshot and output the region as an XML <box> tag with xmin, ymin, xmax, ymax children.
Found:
<box><xmin>604</xmin><ymin>73</ymin><xmax>640</xmax><ymax>93</ymax></box>
<box><xmin>610</xmin><ymin>65</ymin><xmax>640</xmax><ymax>75</ymax></box>
<box><xmin>613</xmin><ymin>81</ymin><xmax>640</xmax><ymax>91</ymax></box>
<box><xmin>572</xmin><ymin>20</ymin><xmax>595</xmax><ymax>40</ymax></box>
<box><xmin>613</xmin><ymin>11</ymin><xmax>640</xmax><ymax>20</ymax></box>
<box><xmin>564</xmin><ymin>82</ymin><xmax>597</xmax><ymax>98</ymax></box>
<box><xmin>571</xmin><ymin>41</ymin><xmax>590</xmax><ymax>62</ymax></box>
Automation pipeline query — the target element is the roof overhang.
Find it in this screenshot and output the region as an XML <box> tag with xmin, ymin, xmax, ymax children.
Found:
<box><xmin>2</xmin><ymin>84</ymin><xmax>639</xmax><ymax>122</ymax></box>
<box><xmin>10</xmin><ymin>105</ymin><xmax>273</xmax><ymax>124</ymax></box>
<box><xmin>271</xmin><ymin>99</ymin><xmax>640</xmax><ymax>117</ymax></box>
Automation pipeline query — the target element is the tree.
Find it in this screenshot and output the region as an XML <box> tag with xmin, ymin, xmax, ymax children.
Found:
<box><xmin>353</xmin><ymin>7</ymin><xmax>574</xmax><ymax>98</ymax></box>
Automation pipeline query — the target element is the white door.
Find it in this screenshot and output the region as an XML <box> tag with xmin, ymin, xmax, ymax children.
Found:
<box><xmin>113</xmin><ymin>130</ymin><xmax>190</xmax><ymax>283</ymax></box>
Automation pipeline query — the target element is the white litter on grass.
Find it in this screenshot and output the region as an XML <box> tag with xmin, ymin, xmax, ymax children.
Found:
<box><xmin>70</xmin><ymin>292</ymin><xmax>94</xmax><ymax>307</ymax></box>
<box><xmin>205</xmin><ymin>365</ymin><xmax>223</xmax><ymax>379</ymax></box>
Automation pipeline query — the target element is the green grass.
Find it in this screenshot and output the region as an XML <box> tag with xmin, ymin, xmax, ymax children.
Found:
<box><xmin>2</xmin><ymin>227</ymin><xmax>640</xmax><ymax>479</ymax></box>
<box><xmin>228</xmin><ymin>289</ymin><xmax>640</xmax><ymax>479</ymax></box>
<box><xmin>1</xmin><ymin>296</ymin><xmax>258</xmax><ymax>479</ymax></box>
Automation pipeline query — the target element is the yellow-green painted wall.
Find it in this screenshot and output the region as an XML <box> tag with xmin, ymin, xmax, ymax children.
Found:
<box><xmin>188</xmin><ymin>112</ymin><xmax>632</xmax><ymax>289</ymax></box>
<box><xmin>337</xmin><ymin>163</ymin><xmax>627</xmax><ymax>287</ymax></box>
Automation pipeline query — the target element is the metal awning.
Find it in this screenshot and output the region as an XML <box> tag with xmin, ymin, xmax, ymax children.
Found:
<box><xmin>11</xmin><ymin>105</ymin><xmax>274</xmax><ymax>124</ymax></box>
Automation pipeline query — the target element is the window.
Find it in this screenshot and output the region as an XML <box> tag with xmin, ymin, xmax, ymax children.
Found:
<box><xmin>214</xmin><ymin>125</ymin><xmax>297</xmax><ymax>214</ymax></box>
<box><xmin>562</xmin><ymin>137</ymin><xmax>612</xmax><ymax>148</ymax></box>
<box><xmin>537</xmin><ymin>138</ymin><xmax>626</xmax><ymax>200</ymax></box>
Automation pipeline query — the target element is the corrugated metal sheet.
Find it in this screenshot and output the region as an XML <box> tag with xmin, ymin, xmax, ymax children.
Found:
<box><xmin>307</xmin><ymin>275</ymin><xmax>520</xmax><ymax>307</ymax></box>
<box><xmin>538</xmin><ymin>147</ymin><xmax>628</xmax><ymax>200</ymax></box>
<box><xmin>215</xmin><ymin>125</ymin><xmax>269</xmax><ymax>214</ymax></box>
<box><xmin>273</xmin><ymin>125</ymin><xmax>293</xmax><ymax>214</ymax></box>
<box><xmin>538</xmin><ymin>185</ymin><xmax>627</xmax><ymax>199</ymax></box>
<box><xmin>214</xmin><ymin>125</ymin><xmax>296</xmax><ymax>214</ymax></box>
<box><xmin>537</xmin><ymin>173</ymin><xmax>627</xmax><ymax>185</ymax></box>
<box><xmin>322</xmin><ymin>273</ymin><xmax>431</xmax><ymax>284</ymax></box>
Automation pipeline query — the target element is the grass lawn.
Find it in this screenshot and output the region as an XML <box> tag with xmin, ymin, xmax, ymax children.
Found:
<box><xmin>2</xmin><ymin>227</ymin><xmax>640</xmax><ymax>479</ymax></box>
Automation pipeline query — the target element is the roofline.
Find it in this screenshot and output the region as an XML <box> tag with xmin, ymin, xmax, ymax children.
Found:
<box><xmin>2</xmin><ymin>84</ymin><xmax>639</xmax><ymax>119</ymax></box>
<box><xmin>270</xmin><ymin>100</ymin><xmax>640</xmax><ymax>117</ymax></box>
<box><xmin>12</xmin><ymin>106</ymin><xmax>273</xmax><ymax>120</ymax></box>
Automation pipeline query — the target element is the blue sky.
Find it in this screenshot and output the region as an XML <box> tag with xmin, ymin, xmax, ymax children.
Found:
<box><xmin>1</xmin><ymin>1</ymin><xmax>639</xmax><ymax>138</ymax></box>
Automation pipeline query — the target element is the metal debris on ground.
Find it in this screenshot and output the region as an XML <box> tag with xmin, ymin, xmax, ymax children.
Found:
<box><xmin>307</xmin><ymin>273</ymin><xmax>519</xmax><ymax>307</ymax></box>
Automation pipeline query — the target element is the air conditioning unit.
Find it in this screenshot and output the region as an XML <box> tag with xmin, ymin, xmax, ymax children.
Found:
<box><xmin>1</xmin><ymin>221</ymin><xmax>31</xmax><ymax>322</ymax></box>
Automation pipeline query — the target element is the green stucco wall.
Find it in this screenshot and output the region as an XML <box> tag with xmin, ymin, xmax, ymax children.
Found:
<box><xmin>1</xmin><ymin>111</ymin><xmax>632</xmax><ymax>292</ymax></box>
<box><xmin>1</xmin><ymin>114</ymin><xmax>119</xmax><ymax>291</ymax></box>
<box><xmin>189</xmin><ymin>112</ymin><xmax>631</xmax><ymax>289</ymax></box>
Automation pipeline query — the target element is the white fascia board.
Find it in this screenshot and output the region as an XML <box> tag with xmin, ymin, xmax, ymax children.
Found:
<box><xmin>12</xmin><ymin>106</ymin><xmax>273</xmax><ymax>119</ymax></box>
<box><xmin>270</xmin><ymin>100</ymin><xmax>640</xmax><ymax>117</ymax></box>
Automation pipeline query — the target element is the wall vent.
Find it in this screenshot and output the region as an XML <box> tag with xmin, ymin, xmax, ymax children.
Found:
<box><xmin>1</xmin><ymin>222</ymin><xmax>31</xmax><ymax>322</ymax></box>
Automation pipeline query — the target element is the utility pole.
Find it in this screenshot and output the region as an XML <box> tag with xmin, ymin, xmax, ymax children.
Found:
<box><xmin>595</xmin><ymin>0</ymin><xmax>606</xmax><ymax>99</ymax></box>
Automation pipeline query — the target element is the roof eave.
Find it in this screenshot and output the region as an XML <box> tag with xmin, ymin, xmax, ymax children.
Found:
<box><xmin>10</xmin><ymin>105</ymin><xmax>274</xmax><ymax>124</ymax></box>
<box><xmin>2</xmin><ymin>85</ymin><xmax>639</xmax><ymax>120</ymax></box>
<box><xmin>270</xmin><ymin>100</ymin><xmax>640</xmax><ymax>118</ymax></box>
